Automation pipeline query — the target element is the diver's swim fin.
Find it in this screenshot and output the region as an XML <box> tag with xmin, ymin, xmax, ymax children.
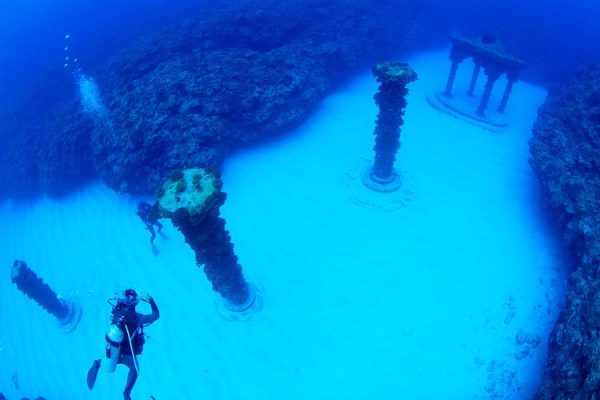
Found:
<box><xmin>86</xmin><ymin>359</ymin><xmax>101</xmax><ymax>390</ymax></box>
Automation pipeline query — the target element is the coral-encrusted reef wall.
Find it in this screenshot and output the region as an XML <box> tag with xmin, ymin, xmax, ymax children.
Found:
<box><xmin>0</xmin><ymin>100</ymin><xmax>96</xmax><ymax>198</ymax></box>
<box><xmin>530</xmin><ymin>65</ymin><xmax>600</xmax><ymax>399</ymax></box>
<box><xmin>0</xmin><ymin>0</ymin><xmax>427</xmax><ymax>199</ymax></box>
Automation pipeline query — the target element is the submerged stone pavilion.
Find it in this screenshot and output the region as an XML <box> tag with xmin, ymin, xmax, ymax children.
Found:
<box><xmin>429</xmin><ymin>35</ymin><xmax>527</xmax><ymax>129</ymax></box>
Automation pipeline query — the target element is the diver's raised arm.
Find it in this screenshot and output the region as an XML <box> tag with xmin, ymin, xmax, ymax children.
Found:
<box><xmin>139</xmin><ymin>294</ymin><xmax>159</xmax><ymax>325</ymax></box>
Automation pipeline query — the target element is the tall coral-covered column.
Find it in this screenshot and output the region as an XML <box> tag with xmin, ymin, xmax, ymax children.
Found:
<box><xmin>10</xmin><ymin>260</ymin><xmax>82</xmax><ymax>333</ymax></box>
<box><xmin>363</xmin><ymin>62</ymin><xmax>417</xmax><ymax>192</ymax></box>
<box><xmin>156</xmin><ymin>168</ymin><xmax>260</xmax><ymax>317</ymax></box>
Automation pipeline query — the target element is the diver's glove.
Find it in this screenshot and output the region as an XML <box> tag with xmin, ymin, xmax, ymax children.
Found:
<box><xmin>143</xmin><ymin>294</ymin><xmax>159</xmax><ymax>314</ymax></box>
<box><xmin>150</xmin><ymin>297</ymin><xmax>159</xmax><ymax>320</ymax></box>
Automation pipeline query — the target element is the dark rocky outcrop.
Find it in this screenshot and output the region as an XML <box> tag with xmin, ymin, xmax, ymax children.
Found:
<box><xmin>0</xmin><ymin>99</ymin><xmax>96</xmax><ymax>198</ymax></box>
<box><xmin>0</xmin><ymin>0</ymin><xmax>428</xmax><ymax>198</ymax></box>
<box><xmin>530</xmin><ymin>65</ymin><xmax>600</xmax><ymax>399</ymax></box>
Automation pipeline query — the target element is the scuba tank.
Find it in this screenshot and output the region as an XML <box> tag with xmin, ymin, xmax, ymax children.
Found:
<box><xmin>105</xmin><ymin>323</ymin><xmax>123</xmax><ymax>373</ymax></box>
<box><xmin>104</xmin><ymin>295</ymin><xmax>135</xmax><ymax>373</ymax></box>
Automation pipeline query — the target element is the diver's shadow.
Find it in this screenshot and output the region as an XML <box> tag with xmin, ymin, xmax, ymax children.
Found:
<box><xmin>158</xmin><ymin>231</ymin><xmax>169</xmax><ymax>240</ymax></box>
<box><xmin>150</xmin><ymin>232</ymin><xmax>168</xmax><ymax>256</ymax></box>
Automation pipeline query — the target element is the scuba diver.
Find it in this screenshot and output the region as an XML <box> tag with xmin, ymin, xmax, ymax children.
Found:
<box><xmin>136</xmin><ymin>201</ymin><xmax>163</xmax><ymax>244</ymax></box>
<box><xmin>87</xmin><ymin>289</ymin><xmax>160</xmax><ymax>400</ymax></box>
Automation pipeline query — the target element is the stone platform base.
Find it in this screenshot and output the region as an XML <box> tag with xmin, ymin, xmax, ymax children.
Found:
<box><xmin>343</xmin><ymin>158</ymin><xmax>416</xmax><ymax>212</ymax></box>
<box><xmin>426</xmin><ymin>91</ymin><xmax>508</xmax><ymax>132</ymax></box>
<box><xmin>215</xmin><ymin>283</ymin><xmax>263</xmax><ymax>322</ymax></box>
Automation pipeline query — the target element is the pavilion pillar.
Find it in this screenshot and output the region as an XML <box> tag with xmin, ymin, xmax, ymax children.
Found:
<box><xmin>443</xmin><ymin>48</ymin><xmax>466</xmax><ymax>98</ymax></box>
<box><xmin>467</xmin><ymin>63</ymin><xmax>481</xmax><ymax>97</ymax></box>
<box><xmin>476</xmin><ymin>67</ymin><xmax>501</xmax><ymax>117</ymax></box>
<box><xmin>497</xmin><ymin>72</ymin><xmax>519</xmax><ymax>113</ymax></box>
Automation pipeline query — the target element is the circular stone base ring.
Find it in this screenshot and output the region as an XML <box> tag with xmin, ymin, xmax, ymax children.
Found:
<box><xmin>215</xmin><ymin>283</ymin><xmax>263</xmax><ymax>322</ymax></box>
<box><xmin>361</xmin><ymin>167</ymin><xmax>403</xmax><ymax>193</ymax></box>
<box><xmin>59</xmin><ymin>298</ymin><xmax>83</xmax><ymax>334</ymax></box>
<box><xmin>343</xmin><ymin>157</ymin><xmax>416</xmax><ymax>211</ymax></box>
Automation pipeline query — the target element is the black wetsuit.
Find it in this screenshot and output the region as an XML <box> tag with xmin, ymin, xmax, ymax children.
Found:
<box><xmin>87</xmin><ymin>297</ymin><xmax>159</xmax><ymax>399</ymax></box>
<box><xmin>118</xmin><ymin>298</ymin><xmax>160</xmax><ymax>399</ymax></box>
<box><xmin>137</xmin><ymin>202</ymin><xmax>163</xmax><ymax>243</ymax></box>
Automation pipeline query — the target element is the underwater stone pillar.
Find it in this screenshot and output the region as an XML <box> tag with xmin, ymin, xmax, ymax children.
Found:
<box><xmin>467</xmin><ymin>62</ymin><xmax>481</xmax><ymax>96</ymax></box>
<box><xmin>443</xmin><ymin>48</ymin><xmax>466</xmax><ymax>97</ymax></box>
<box><xmin>10</xmin><ymin>260</ymin><xmax>82</xmax><ymax>333</ymax></box>
<box><xmin>362</xmin><ymin>62</ymin><xmax>417</xmax><ymax>192</ymax></box>
<box><xmin>497</xmin><ymin>72</ymin><xmax>519</xmax><ymax>113</ymax></box>
<box><xmin>476</xmin><ymin>67</ymin><xmax>502</xmax><ymax>117</ymax></box>
<box><xmin>156</xmin><ymin>168</ymin><xmax>260</xmax><ymax>316</ymax></box>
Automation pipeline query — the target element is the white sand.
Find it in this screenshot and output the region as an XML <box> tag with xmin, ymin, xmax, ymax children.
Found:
<box><xmin>0</xmin><ymin>50</ymin><xmax>566</xmax><ymax>400</ymax></box>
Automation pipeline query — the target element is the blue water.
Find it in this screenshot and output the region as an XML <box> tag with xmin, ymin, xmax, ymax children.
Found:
<box><xmin>0</xmin><ymin>0</ymin><xmax>217</xmax><ymax>135</ymax></box>
<box><xmin>2</xmin><ymin>0</ymin><xmax>600</xmax><ymax>134</ymax></box>
<box><xmin>1</xmin><ymin>1</ymin><xmax>600</xmax><ymax>399</ymax></box>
